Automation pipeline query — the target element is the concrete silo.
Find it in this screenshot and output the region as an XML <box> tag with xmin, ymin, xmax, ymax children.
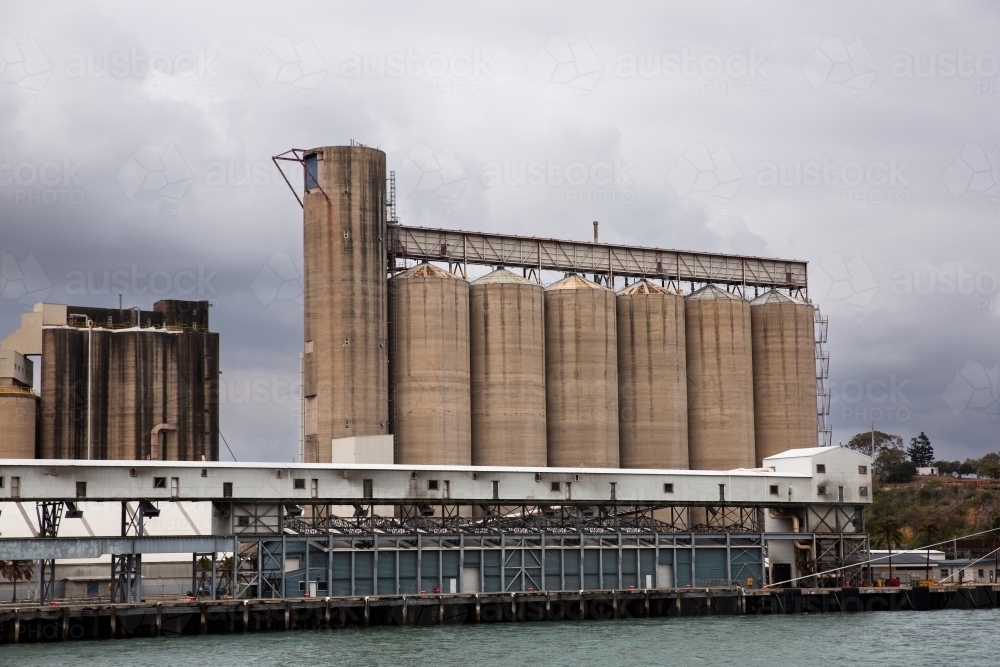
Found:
<box><xmin>302</xmin><ymin>145</ymin><xmax>389</xmax><ymax>463</ymax></box>
<box><xmin>617</xmin><ymin>281</ymin><xmax>688</xmax><ymax>469</ymax></box>
<box><xmin>469</xmin><ymin>268</ymin><xmax>547</xmax><ymax>467</ymax></box>
<box><xmin>389</xmin><ymin>263</ymin><xmax>471</xmax><ymax>465</ymax></box>
<box><xmin>0</xmin><ymin>350</ymin><xmax>37</xmax><ymax>459</ymax></box>
<box><xmin>685</xmin><ymin>285</ymin><xmax>755</xmax><ymax>470</ymax></box>
<box><xmin>751</xmin><ymin>290</ymin><xmax>818</xmax><ymax>465</ymax></box>
<box><xmin>545</xmin><ymin>275</ymin><xmax>619</xmax><ymax>468</ymax></box>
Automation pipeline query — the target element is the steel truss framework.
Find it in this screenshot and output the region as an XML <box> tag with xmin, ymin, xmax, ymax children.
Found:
<box><xmin>388</xmin><ymin>226</ymin><xmax>809</xmax><ymax>296</ymax></box>
<box><xmin>231</xmin><ymin>531</ymin><xmax>769</xmax><ymax>599</ymax></box>
<box><xmin>35</xmin><ymin>501</ymin><xmax>62</xmax><ymax>603</ymax></box>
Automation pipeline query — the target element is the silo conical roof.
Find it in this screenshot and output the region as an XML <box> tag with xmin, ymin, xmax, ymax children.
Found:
<box><xmin>547</xmin><ymin>274</ymin><xmax>608</xmax><ymax>291</ymax></box>
<box><xmin>396</xmin><ymin>263</ymin><xmax>460</xmax><ymax>279</ymax></box>
<box><xmin>686</xmin><ymin>284</ymin><xmax>745</xmax><ymax>301</ymax></box>
<box><xmin>471</xmin><ymin>268</ymin><xmax>532</xmax><ymax>285</ymax></box>
<box><xmin>750</xmin><ymin>289</ymin><xmax>807</xmax><ymax>305</ymax></box>
<box><xmin>617</xmin><ymin>279</ymin><xmax>669</xmax><ymax>295</ymax></box>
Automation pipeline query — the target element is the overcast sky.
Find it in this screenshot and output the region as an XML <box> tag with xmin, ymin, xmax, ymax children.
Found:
<box><xmin>1</xmin><ymin>1</ymin><xmax>998</xmax><ymax>462</ymax></box>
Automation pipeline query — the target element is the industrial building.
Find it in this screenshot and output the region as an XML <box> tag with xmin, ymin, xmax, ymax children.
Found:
<box><xmin>279</xmin><ymin>143</ymin><xmax>828</xmax><ymax>470</ymax></box>
<box><xmin>0</xmin><ymin>143</ymin><xmax>857</xmax><ymax>618</ymax></box>
<box><xmin>0</xmin><ymin>299</ymin><xmax>219</xmax><ymax>461</ymax></box>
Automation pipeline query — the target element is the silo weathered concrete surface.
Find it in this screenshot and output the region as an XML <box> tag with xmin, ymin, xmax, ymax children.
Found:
<box><xmin>751</xmin><ymin>290</ymin><xmax>818</xmax><ymax>465</ymax></box>
<box><xmin>685</xmin><ymin>285</ymin><xmax>755</xmax><ymax>470</ymax></box>
<box><xmin>470</xmin><ymin>269</ymin><xmax>547</xmax><ymax>466</ymax></box>
<box><xmin>617</xmin><ymin>280</ymin><xmax>688</xmax><ymax>469</ymax></box>
<box><xmin>302</xmin><ymin>145</ymin><xmax>389</xmax><ymax>463</ymax></box>
<box><xmin>390</xmin><ymin>264</ymin><xmax>471</xmax><ymax>465</ymax></box>
<box><xmin>545</xmin><ymin>275</ymin><xmax>619</xmax><ymax>468</ymax></box>
<box><xmin>0</xmin><ymin>392</ymin><xmax>37</xmax><ymax>458</ymax></box>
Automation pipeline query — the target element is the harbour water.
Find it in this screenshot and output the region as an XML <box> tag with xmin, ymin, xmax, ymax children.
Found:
<box><xmin>5</xmin><ymin>609</ymin><xmax>998</xmax><ymax>667</ymax></box>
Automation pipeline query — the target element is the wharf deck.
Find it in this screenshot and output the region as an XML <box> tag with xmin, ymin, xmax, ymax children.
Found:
<box><xmin>2</xmin><ymin>585</ymin><xmax>998</xmax><ymax>643</ymax></box>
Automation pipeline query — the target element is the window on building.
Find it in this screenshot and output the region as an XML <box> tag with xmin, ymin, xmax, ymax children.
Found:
<box><xmin>304</xmin><ymin>153</ymin><xmax>319</xmax><ymax>190</ymax></box>
<box><xmin>363</xmin><ymin>479</ymin><xmax>373</xmax><ymax>499</ymax></box>
<box><xmin>817</xmin><ymin>485</ymin><xmax>827</xmax><ymax>495</ymax></box>
<box><xmin>10</xmin><ymin>477</ymin><xmax>18</xmax><ymax>498</ymax></box>
<box><xmin>940</xmin><ymin>569</ymin><xmax>949</xmax><ymax>579</ymax></box>
<box><xmin>859</xmin><ymin>465</ymin><xmax>868</xmax><ymax>475</ymax></box>
<box><xmin>170</xmin><ymin>477</ymin><xmax>179</xmax><ymax>498</ymax></box>
<box><xmin>769</xmin><ymin>485</ymin><xmax>779</xmax><ymax>495</ymax></box>
<box><xmin>838</xmin><ymin>486</ymin><xmax>844</xmax><ymax>502</ymax></box>
<box><xmin>236</xmin><ymin>515</ymin><xmax>250</xmax><ymax>527</ymax></box>
<box><xmin>492</xmin><ymin>480</ymin><xmax>499</xmax><ymax>499</ymax></box>
<box><xmin>860</xmin><ymin>486</ymin><xmax>869</xmax><ymax>497</ymax></box>
<box><xmin>610</xmin><ymin>482</ymin><xmax>617</xmax><ymax>500</ymax></box>
<box><xmin>153</xmin><ymin>477</ymin><xmax>166</xmax><ymax>489</ymax></box>
<box><xmin>427</xmin><ymin>480</ymin><xmax>439</xmax><ymax>491</ymax></box>
<box><xmin>551</xmin><ymin>482</ymin><xmax>561</xmax><ymax>492</ymax></box>
<box><xmin>76</xmin><ymin>481</ymin><xmax>87</xmax><ymax>498</ymax></box>
<box><xmin>294</xmin><ymin>478</ymin><xmax>306</xmax><ymax>490</ymax></box>
<box><xmin>664</xmin><ymin>483</ymin><xmax>675</xmax><ymax>494</ymax></box>
<box><xmin>816</xmin><ymin>464</ymin><xmax>826</xmax><ymax>474</ymax></box>
<box><xmin>310</xmin><ymin>479</ymin><xmax>318</xmax><ymax>499</ymax></box>
<box><xmin>223</xmin><ymin>482</ymin><xmax>233</xmax><ymax>498</ymax></box>
<box><xmin>719</xmin><ymin>484</ymin><xmax>726</xmax><ymax>502</ymax></box>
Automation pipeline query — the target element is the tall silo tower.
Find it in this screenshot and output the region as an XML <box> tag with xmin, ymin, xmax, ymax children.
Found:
<box><xmin>545</xmin><ymin>275</ymin><xmax>619</xmax><ymax>468</ymax></box>
<box><xmin>617</xmin><ymin>280</ymin><xmax>688</xmax><ymax>469</ymax></box>
<box><xmin>302</xmin><ymin>145</ymin><xmax>389</xmax><ymax>463</ymax></box>
<box><xmin>751</xmin><ymin>290</ymin><xmax>818</xmax><ymax>465</ymax></box>
<box><xmin>685</xmin><ymin>285</ymin><xmax>755</xmax><ymax>470</ymax></box>
<box><xmin>469</xmin><ymin>268</ymin><xmax>547</xmax><ymax>466</ymax></box>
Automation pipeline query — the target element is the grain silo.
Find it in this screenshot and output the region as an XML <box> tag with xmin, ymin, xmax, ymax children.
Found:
<box><xmin>0</xmin><ymin>350</ymin><xmax>37</xmax><ymax>458</ymax></box>
<box><xmin>751</xmin><ymin>290</ymin><xmax>818</xmax><ymax>465</ymax></box>
<box><xmin>545</xmin><ymin>275</ymin><xmax>619</xmax><ymax>468</ymax></box>
<box><xmin>617</xmin><ymin>280</ymin><xmax>688</xmax><ymax>469</ymax></box>
<box><xmin>389</xmin><ymin>263</ymin><xmax>471</xmax><ymax>465</ymax></box>
<box><xmin>469</xmin><ymin>268</ymin><xmax>547</xmax><ymax>466</ymax></box>
<box><xmin>302</xmin><ymin>145</ymin><xmax>389</xmax><ymax>463</ymax></box>
<box><xmin>685</xmin><ymin>285</ymin><xmax>755</xmax><ymax>470</ymax></box>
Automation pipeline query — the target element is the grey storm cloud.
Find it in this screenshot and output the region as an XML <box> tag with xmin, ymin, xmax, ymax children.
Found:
<box><xmin>1</xmin><ymin>1</ymin><xmax>998</xmax><ymax>461</ymax></box>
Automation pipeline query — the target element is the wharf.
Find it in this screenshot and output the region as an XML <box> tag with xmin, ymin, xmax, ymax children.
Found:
<box><xmin>2</xmin><ymin>585</ymin><xmax>998</xmax><ymax>643</ymax></box>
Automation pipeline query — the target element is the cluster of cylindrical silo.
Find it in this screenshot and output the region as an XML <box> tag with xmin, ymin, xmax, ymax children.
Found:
<box><xmin>385</xmin><ymin>266</ymin><xmax>818</xmax><ymax>471</ymax></box>
<box><xmin>303</xmin><ymin>146</ymin><xmax>818</xmax><ymax>471</ymax></box>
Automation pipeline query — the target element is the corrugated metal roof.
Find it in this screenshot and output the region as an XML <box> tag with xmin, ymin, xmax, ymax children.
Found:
<box><xmin>685</xmin><ymin>284</ymin><xmax>746</xmax><ymax>301</ymax></box>
<box><xmin>750</xmin><ymin>288</ymin><xmax>807</xmax><ymax>306</ymax></box>
<box><xmin>617</xmin><ymin>279</ymin><xmax>670</xmax><ymax>295</ymax></box>
<box><xmin>393</xmin><ymin>263</ymin><xmax>462</xmax><ymax>280</ymax></box>
<box><xmin>471</xmin><ymin>268</ymin><xmax>533</xmax><ymax>286</ymax></box>
<box><xmin>546</xmin><ymin>274</ymin><xmax>608</xmax><ymax>291</ymax></box>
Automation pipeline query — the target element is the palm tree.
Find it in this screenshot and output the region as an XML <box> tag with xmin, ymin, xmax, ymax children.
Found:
<box><xmin>872</xmin><ymin>520</ymin><xmax>904</xmax><ymax>582</ymax></box>
<box><xmin>1</xmin><ymin>560</ymin><xmax>35</xmax><ymax>602</ymax></box>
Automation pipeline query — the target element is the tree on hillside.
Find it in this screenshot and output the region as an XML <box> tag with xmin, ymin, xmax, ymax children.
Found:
<box><xmin>846</xmin><ymin>430</ymin><xmax>904</xmax><ymax>458</ymax></box>
<box><xmin>874</xmin><ymin>448</ymin><xmax>916</xmax><ymax>483</ymax></box>
<box><xmin>907</xmin><ymin>432</ymin><xmax>934</xmax><ymax>467</ymax></box>
<box><xmin>977</xmin><ymin>453</ymin><xmax>1000</xmax><ymax>479</ymax></box>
